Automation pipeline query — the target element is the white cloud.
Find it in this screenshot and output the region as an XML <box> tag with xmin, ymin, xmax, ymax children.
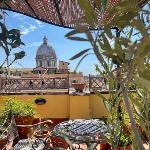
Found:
<box><xmin>20</xmin><ymin>20</ymin><xmax>44</xmax><ymax>36</ymax></box>
<box><xmin>35</xmin><ymin>20</ymin><xmax>44</xmax><ymax>28</ymax></box>
<box><xmin>35</xmin><ymin>20</ymin><xmax>42</xmax><ymax>25</ymax></box>
<box><xmin>20</xmin><ymin>24</ymin><xmax>38</xmax><ymax>35</ymax></box>
<box><xmin>29</xmin><ymin>25</ymin><xmax>37</xmax><ymax>30</ymax></box>
<box><xmin>21</xmin><ymin>27</ymin><xmax>30</xmax><ymax>35</ymax></box>
<box><xmin>10</xmin><ymin>12</ymin><xmax>45</xmax><ymax>36</ymax></box>
<box><xmin>25</xmin><ymin>41</ymin><xmax>41</xmax><ymax>48</ymax></box>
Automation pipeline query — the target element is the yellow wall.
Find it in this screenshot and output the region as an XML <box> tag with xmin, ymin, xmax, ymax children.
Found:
<box><xmin>90</xmin><ymin>94</ymin><xmax>109</xmax><ymax>118</ymax></box>
<box><xmin>0</xmin><ymin>94</ymin><xmax>109</xmax><ymax>119</ymax></box>
<box><xmin>70</xmin><ymin>96</ymin><xmax>90</xmax><ymax>119</ymax></box>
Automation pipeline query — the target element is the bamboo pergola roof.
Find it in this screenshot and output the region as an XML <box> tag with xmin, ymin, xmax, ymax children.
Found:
<box><xmin>0</xmin><ymin>0</ymin><xmax>147</xmax><ymax>29</ymax></box>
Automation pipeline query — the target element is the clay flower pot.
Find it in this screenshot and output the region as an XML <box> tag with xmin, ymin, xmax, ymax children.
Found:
<box><xmin>50</xmin><ymin>136</ymin><xmax>69</xmax><ymax>149</ymax></box>
<box><xmin>112</xmin><ymin>145</ymin><xmax>132</xmax><ymax>150</ymax></box>
<box><xmin>15</xmin><ymin>116</ymin><xmax>33</xmax><ymax>139</ymax></box>
<box><xmin>0</xmin><ymin>137</ymin><xmax>7</xmax><ymax>150</ymax></box>
<box><xmin>100</xmin><ymin>143</ymin><xmax>111</xmax><ymax>150</ymax></box>
<box><xmin>72</xmin><ymin>83</ymin><xmax>85</xmax><ymax>92</ymax></box>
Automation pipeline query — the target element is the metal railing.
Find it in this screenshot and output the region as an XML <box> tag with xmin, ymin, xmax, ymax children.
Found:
<box><xmin>0</xmin><ymin>75</ymin><xmax>105</xmax><ymax>93</ymax></box>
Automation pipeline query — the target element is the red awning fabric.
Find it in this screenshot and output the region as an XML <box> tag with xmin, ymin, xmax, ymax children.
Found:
<box><xmin>0</xmin><ymin>0</ymin><xmax>147</xmax><ymax>29</ymax></box>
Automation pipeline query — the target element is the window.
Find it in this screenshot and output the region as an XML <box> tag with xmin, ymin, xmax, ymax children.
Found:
<box><xmin>47</xmin><ymin>61</ymin><xmax>50</xmax><ymax>67</ymax></box>
<box><xmin>39</xmin><ymin>60</ymin><xmax>42</xmax><ymax>66</ymax></box>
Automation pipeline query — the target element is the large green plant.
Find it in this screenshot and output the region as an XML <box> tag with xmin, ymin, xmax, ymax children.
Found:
<box><xmin>65</xmin><ymin>0</ymin><xmax>150</xmax><ymax>149</ymax></box>
<box><xmin>0</xmin><ymin>9</ymin><xmax>25</xmax><ymax>73</ymax></box>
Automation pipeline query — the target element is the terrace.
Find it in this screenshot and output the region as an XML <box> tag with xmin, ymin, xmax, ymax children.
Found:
<box><xmin>0</xmin><ymin>0</ymin><xmax>149</xmax><ymax>150</ymax></box>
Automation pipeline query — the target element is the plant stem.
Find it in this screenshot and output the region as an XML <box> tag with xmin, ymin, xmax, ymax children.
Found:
<box><xmin>120</xmin><ymin>81</ymin><xmax>144</xmax><ymax>150</ymax></box>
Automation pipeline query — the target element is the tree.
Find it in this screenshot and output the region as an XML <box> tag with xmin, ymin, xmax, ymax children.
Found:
<box><xmin>65</xmin><ymin>0</ymin><xmax>150</xmax><ymax>149</ymax></box>
<box><xmin>0</xmin><ymin>7</ymin><xmax>25</xmax><ymax>74</ymax></box>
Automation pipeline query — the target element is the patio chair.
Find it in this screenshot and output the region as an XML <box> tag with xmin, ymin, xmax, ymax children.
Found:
<box><xmin>5</xmin><ymin>116</ymin><xmax>53</xmax><ymax>149</ymax></box>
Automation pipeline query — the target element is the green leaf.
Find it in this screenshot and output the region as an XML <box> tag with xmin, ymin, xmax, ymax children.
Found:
<box><xmin>125</xmin><ymin>51</ymin><xmax>133</xmax><ymax>61</ymax></box>
<box><xmin>128</xmin><ymin>27</ymin><xmax>133</xmax><ymax>39</ymax></box>
<box><xmin>67</xmin><ymin>36</ymin><xmax>88</xmax><ymax>41</ymax></box>
<box><xmin>75</xmin><ymin>53</ymin><xmax>93</xmax><ymax>71</ymax></box>
<box><xmin>102</xmin><ymin>0</ymin><xmax>108</xmax><ymax>9</ymax></box>
<box><xmin>11</xmin><ymin>40</ymin><xmax>21</xmax><ymax>48</ymax></box>
<box><xmin>102</xmin><ymin>34</ymin><xmax>112</xmax><ymax>50</ymax></box>
<box><xmin>21</xmin><ymin>42</ymin><xmax>25</xmax><ymax>45</ymax></box>
<box><xmin>104</xmin><ymin>26</ymin><xmax>112</xmax><ymax>39</ymax></box>
<box><xmin>77</xmin><ymin>0</ymin><xmax>97</xmax><ymax>25</ymax></box>
<box><xmin>0</xmin><ymin>22</ymin><xmax>8</xmax><ymax>41</ymax></box>
<box><xmin>95</xmin><ymin>64</ymin><xmax>103</xmax><ymax>74</ymax></box>
<box><xmin>137</xmin><ymin>36</ymin><xmax>149</xmax><ymax>55</ymax></box>
<box><xmin>8</xmin><ymin>29</ymin><xmax>20</xmax><ymax>34</ymax></box>
<box><xmin>65</xmin><ymin>29</ymin><xmax>84</xmax><ymax>37</ymax></box>
<box><xmin>135</xmin><ymin>76</ymin><xmax>150</xmax><ymax>89</ymax></box>
<box><xmin>0</xmin><ymin>14</ymin><xmax>3</xmax><ymax>20</ymax></box>
<box><xmin>14</xmin><ymin>51</ymin><xmax>25</xmax><ymax>60</ymax></box>
<box><xmin>139</xmin><ymin>70</ymin><xmax>150</xmax><ymax>81</ymax></box>
<box><xmin>70</xmin><ymin>48</ymin><xmax>91</xmax><ymax>60</ymax></box>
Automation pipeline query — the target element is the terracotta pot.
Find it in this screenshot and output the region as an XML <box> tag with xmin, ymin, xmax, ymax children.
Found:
<box><xmin>50</xmin><ymin>136</ymin><xmax>69</xmax><ymax>149</ymax></box>
<box><xmin>100</xmin><ymin>143</ymin><xmax>111</xmax><ymax>150</ymax></box>
<box><xmin>32</xmin><ymin>118</ymin><xmax>40</xmax><ymax>125</ymax></box>
<box><xmin>0</xmin><ymin>137</ymin><xmax>7</xmax><ymax>150</ymax></box>
<box><xmin>15</xmin><ymin>116</ymin><xmax>33</xmax><ymax>139</ymax></box>
<box><xmin>113</xmin><ymin>145</ymin><xmax>132</xmax><ymax>150</ymax></box>
<box><xmin>34</xmin><ymin>130</ymin><xmax>49</xmax><ymax>138</ymax></box>
<box><xmin>72</xmin><ymin>83</ymin><xmax>85</xmax><ymax>92</ymax></box>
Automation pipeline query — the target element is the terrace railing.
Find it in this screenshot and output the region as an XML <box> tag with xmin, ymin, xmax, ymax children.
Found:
<box><xmin>89</xmin><ymin>75</ymin><xmax>106</xmax><ymax>92</ymax></box>
<box><xmin>0</xmin><ymin>75</ymin><xmax>106</xmax><ymax>93</ymax></box>
<box><xmin>0</xmin><ymin>77</ymin><xmax>69</xmax><ymax>93</ymax></box>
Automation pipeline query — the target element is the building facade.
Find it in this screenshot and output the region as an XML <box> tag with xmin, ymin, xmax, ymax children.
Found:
<box><xmin>33</xmin><ymin>36</ymin><xmax>57</xmax><ymax>74</ymax></box>
<box><xmin>58</xmin><ymin>61</ymin><xmax>69</xmax><ymax>74</ymax></box>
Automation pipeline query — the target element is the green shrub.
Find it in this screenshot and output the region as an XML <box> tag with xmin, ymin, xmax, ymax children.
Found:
<box><xmin>4</xmin><ymin>97</ymin><xmax>37</xmax><ymax>117</ymax></box>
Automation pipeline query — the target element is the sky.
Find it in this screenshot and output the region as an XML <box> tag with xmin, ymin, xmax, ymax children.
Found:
<box><xmin>0</xmin><ymin>11</ymin><xmax>99</xmax><ymax>75</ymax></box>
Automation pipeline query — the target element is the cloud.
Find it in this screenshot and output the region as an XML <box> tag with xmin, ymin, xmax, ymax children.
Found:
<box><xmin>35</xmin><ymin>20</ymin><xmax>45</xmax><ymax>28</ymax></box>
<box><xmin>29</xmin><ymin>24</ymin><xmax>37</xmax><ymax>30</ymax></box>
<box><xmin>20</xmin><ymin>20</ymin><xmax>44</xmax><ymax>36</ymax></box>
<box><xmin>21</xmin><ymin>28</ymin><xmax>30</xmax><ymax>35</ymax></box>
<box><xmin>25</xmin><ymin>41</ymin><xmax>41</xmax><ymax>48</ymax></box>
<box><xmin>20</xmin><ymin>24</ymin><xmax>38</xmax><ymax>35</ymax></box>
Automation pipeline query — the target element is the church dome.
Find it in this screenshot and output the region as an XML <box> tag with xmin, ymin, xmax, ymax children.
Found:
<box><xmin>36</xmin><ymin>36</ymin><xmax>56</xmax><ymax>58</ymax></box>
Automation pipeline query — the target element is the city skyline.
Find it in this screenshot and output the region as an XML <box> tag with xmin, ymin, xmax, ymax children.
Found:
<box><xmin>0</xmin><ymin>11</ymin><xmax>100</xmax><ymax>75</ymax></box>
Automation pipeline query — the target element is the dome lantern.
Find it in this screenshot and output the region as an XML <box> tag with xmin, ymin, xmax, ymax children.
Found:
<box><xmin>43</xmin><ymin>36</ymin><xmax>48</xmax><ymax>44</ymax></box>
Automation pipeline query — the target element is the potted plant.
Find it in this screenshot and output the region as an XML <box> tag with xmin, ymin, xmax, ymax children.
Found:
<box><xmin>72</xmin><ymin>82</ymin><xmax>85</xmax><ymax>92</ymax></box>
<box><xmin>116</xmin><ymin>134</ymin><xmax>132</xmax><ymax>150</ymax></box>
<box><xmin>4</xmin><ymin>97</ymin><xmax>37</xmax><ymax>139</ymax></box>
<box><xmin>0</xmin><ymin>131</ymin><xmax>7</xmax><ymax>150</ymax></box>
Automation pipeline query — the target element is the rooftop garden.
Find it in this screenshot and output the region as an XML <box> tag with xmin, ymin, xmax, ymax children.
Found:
<box><xmin>0</xmin><ymin>0</ymin><xmax>149</xmax><ymax>149</ymax></box>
